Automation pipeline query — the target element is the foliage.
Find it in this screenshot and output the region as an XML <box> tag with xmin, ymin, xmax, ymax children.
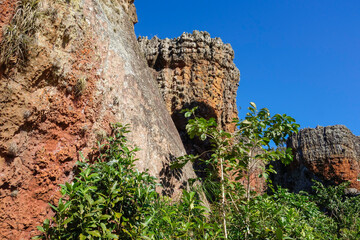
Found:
<box><xmin>35</xmin><ymin>124</ymin><xmax>157</xmax><ymax>239</ymax></box>
<box><xmin>34</xmin><ymin>124</ymin><xmax>219</xmax><ymax>240</ymax></box>
<box><xmin>175</xmin><ymin>103</ymin><xmax>360</xmax><ymax>239</ymax></box>
<box><xmin>0</xmin><ymin>0</ymin><xmax>39</xmax><ymax>66</ymax></box>
<box><xmin>141</xmin><ymin>191</ymin><xmax>222</xmax><ymax>239</ymax></box>
<box><xmin>177</xmin><ymin>103</ymin><xmax>300</xmax><ymax>238</ymax></box>
<box><xmin>228</xmin><ymin>187</ymin><xmax>338</xmax><ymax>240</ymax></box>
<box><xmin>74</xmin><ymin>77</ymin><xmax>87</xmax><ymax>97</ymax></box>
<box><xmin>312</xmin><ymin>181</ymin><xmax>360</xmax><ymax>239</ymax></box>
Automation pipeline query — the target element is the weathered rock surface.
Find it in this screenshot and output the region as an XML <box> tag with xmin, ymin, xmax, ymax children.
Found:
<box><xmin>138</xmin><ymin>31</ymin><xmax>240</xmax><ymax>134</ymax></box>
<box><xmin>138</xmin><ymin>31</ymin><xmax>240</xmax><ymax>184</ymax></box>
<box><xmin>273</xmin><ymin>125</ymin><xmax>360</xmax><ymax>193</ymax></box>
<box><xmin>0</xmin><ymin>0</ymin><xmax>196</xmax><ymax>238</ymax></box>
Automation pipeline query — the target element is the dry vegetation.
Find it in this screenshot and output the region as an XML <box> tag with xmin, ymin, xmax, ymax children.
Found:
<box><xmin>0</xmin><ymin>0</ymin><xmax>39</xmax><ymax>66</ymax></box>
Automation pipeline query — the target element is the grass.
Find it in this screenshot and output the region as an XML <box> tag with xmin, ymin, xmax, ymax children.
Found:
<box><xmin>0</xmin><ymin>0</ymin><xmax>40</xmax><ymax>66</ymax></box>
<box><xmin>74</xmin><ymin>77</ymin><xmax>87</xmax><ymax>96</ymax></box>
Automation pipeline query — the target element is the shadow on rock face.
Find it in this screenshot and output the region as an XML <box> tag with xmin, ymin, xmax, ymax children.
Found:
<box><xmin>159</xmin><ymin>153</ymin><xmax>186</xmax><ymax>197</ymax></box>
<box><xmin>170</xmin><ymin>101</ymin><xmax>218</xmax><ymax>181</ymax></box>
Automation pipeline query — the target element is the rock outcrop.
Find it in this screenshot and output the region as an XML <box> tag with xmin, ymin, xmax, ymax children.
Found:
<box><xmin>138</xmin><ymin>31</ymin><xmax>240</xmax><ymax>182</ymax></box>
<box><xmin>0</xmin><ymin>0</ymin><xmax>197</xmax><ymax>238</ymax></box>
<box><xmin>138</xmin><ymin>31</ymin><xmax>240</xmax><ymax>134</ymax></box>
<box><xmin>273</xmin><ymin>125</ymin><xmax>360</xmax><ymax>193</ymax></box>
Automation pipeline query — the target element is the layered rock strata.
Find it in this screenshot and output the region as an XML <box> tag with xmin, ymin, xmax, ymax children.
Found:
<box><xmin>0</xmin><ymin>0</ymin><xmax>197</xmax><ymax>238</ymax></box>
<box><xmin>273</xmin><ymin>125</ymin><xmax>360</xmax><ymax>193</ymax></box>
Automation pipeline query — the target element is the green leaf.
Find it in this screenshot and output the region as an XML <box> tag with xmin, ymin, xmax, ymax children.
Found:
<box><xmin>87</xmin><ymin>230</ymin><xmax>101</xmax><ymax>237</ymax></box>
<box><xmin>107</xmin><ymin>233</ymin><xmax>119</xmax><ymax>239</ymax></box>
<box><xmin>250</xmin><ymin>102</ymin><xmax>257</xmax><ymax>109</ymax></box>
<box><xmin>48</xmin><ymin>203</ymin><xmax>58</xmax><ymax>212</ymax></box>
<box><xmin>62</xmin><ymin>216</ymin><xmax>73</xmax><ymax>226</ymax></box>
<box><xmin>242</xmin><ymin>119</ymin><xmax>251</xmax><ymax>125</ymax></box>
<box><xmin>100</xmin><ymin>222</ymin><xmax>107</xmax><ymax>233</ymax></box>
<box><xmin>36</xmin><ymin>226</ymin><xmax>44</xmax><ymax>232</ymax></box>
<box><xmin>43</xmin><ymin>218</ymin><xmax>49</xmax><ymax>226</ymax></box>
<box><xmin>100</xmin><ymin>214</ymin><xmax>111</xmax><ymax>220</ymax></box>
<box><xmin>275</xmin><ymin>227</ymin><xmax>283</xmax><ymax>239</ymax></box>
<box><xmin>79</xmin><ymin>234</ymin><xmax>86</xmax><ymax>240</ymax></box>
<box><xmin>200</xmin><ymin>133</ymin><xmax>207</xmax><ymax>141</ymax></box>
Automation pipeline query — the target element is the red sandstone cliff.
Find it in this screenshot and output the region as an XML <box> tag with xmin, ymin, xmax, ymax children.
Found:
<box><xmin>0</xmin><ymin>0</ymin><xmax>197</xmax><ymax>238</ymax></box>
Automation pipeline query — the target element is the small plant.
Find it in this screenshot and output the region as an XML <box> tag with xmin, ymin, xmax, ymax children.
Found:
<box><xmin>23</xmin><ymin>109</ymin><xmax>32</xmax><ymax>119</ymax></box>
<box><xmin>7</xmin><ymin>142</ymin><xmax>19</xmax><ymax>157</ymax></box>
<box><xmin>74</xmin><ymin>77</ymin><xmax>87</xmax><ymax>97</ymax></box>
<box><xmin>95</xmin><ymin>128</ymin><xmax>107</xmax><ymax>142</ymax></box>
<box><xmin>229</xmin><ymin>188</ymin><xmax>337</xmax><ymax>240</ymax></box>
<box><xmin>0</xmin><ymin>0</ymin><xmax>39</xmax><ymax>66</ymax></box>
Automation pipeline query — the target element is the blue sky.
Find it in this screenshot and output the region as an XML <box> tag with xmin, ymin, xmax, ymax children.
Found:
<box><xmin>134</xmin><ymin>0</ymin><xmax>360</xmax><ymax>135</ymax></box>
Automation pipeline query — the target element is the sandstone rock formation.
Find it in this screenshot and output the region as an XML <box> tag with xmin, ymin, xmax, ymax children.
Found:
<box><xmin>138</xmin><ymin>31</ymin><xmax>240</xmax><ymax>183</ymax></box>
<box><xmin>273</xmin><ymin>125</ymin><xmax>360</xmax><ymax>193</ymax></box>
<box><xmin>0</xmin><ymin>0</ymin><xmax>197</xmax><ymax>238</ymax></box>
<box><xmin>138</xmin><ymin>31</ymin><xmax>240</xmax><ymax>134</ymax></box>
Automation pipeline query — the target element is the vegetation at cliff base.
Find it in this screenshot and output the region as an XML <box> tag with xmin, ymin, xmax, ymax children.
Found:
<box><xmin>34</xmin><ymin>123</ymin><xmax>221</xmax><ymax>240</ymax></box>
<box><xmin>35</xmin><ymin>104</ymin><xmax>360</xmax><ymax>239</ymax></box>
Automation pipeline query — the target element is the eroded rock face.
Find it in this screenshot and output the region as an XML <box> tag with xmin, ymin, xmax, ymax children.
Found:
<box><xmin>0</xmin><ymin>0</ymin><xmax>196</xmax><ymax>238</ymax></box>
<box><xmin>138</xmin><ymin>32</ymin><xmax>240</xmax><ymax>186</ymax></box>
<box><xmin>138</xmin><ymin>31</ymin><xmax>240</xmax><ymax>134</ymax></box>
<box><xmin>273</xmin><ymin>125</ymin><xmax>360</xmax><ymax>193</ymax></box>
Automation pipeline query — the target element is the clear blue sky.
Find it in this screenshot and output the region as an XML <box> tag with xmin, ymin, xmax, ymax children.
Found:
<box><xmin>134</xmin><ymin>0</ymin><xmax>360</xmax><ymax>135</ymax></box>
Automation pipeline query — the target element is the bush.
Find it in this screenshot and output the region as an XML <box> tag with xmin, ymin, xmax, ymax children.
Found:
<box><xmin>228</xmin><ymin>188</ymin><xmax>337</xmax><ymax>240</ymax></box>
<box><xmin>312</xmin><ymin>181</ymin><xmax>360</xmax><ymax>239</ymax></box>
<box><xmin>142</xmin><ymin>191</ymin><xmax>222</xmax><ymax>239</ymax></box>
<box><xmin>35</xmin><ymin>124</ymin><xmax>158</xmax><ymax>239</ymax></box>
<box><xmin>34</xmin><ymin>124</ymin><xmax>220</xmax><ymax>240</ymax></box>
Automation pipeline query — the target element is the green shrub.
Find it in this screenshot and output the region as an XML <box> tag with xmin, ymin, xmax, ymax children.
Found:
<box><xmin>142</xmin><ymin>191</ymin><xmax>222</xmax><ymax>239</ymax></box>
<box><xmin>35</xmin><ymin>124</ymin><xmax>158</xmax><ymax>239</ymax></box>
<box><xmin>312</xmin><ymin>181</ymin><xmax>360</xmax><ymax>239</ymax></box>
<box><xmin>227</xmin><ymin>188</ymin><xmax>337</xmax><ymax>240</ymax></box>
<box><xmin>176</xmin><ymin>103</ymin><xmax>300</xmax><ymax>238</ymax></box>
<box><xmin>34</xmin><ymin>123</ymin><xmax>220</xmax><ymax>239</ymax></box>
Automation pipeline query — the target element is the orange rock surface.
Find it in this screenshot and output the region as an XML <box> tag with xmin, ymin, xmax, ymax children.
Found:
<box><xmin>274</xmin><ymin>125</ymin><xmax>360</xmax><ymax>193</ymax></box>
<box><xmin>138</xmin><ymin>31</ymin><xmax>240</xmax><ymax>134</ymax></box>
<box><xmin>0</xmin><ymin>0</ymin><xmax>197</xmax><ymax>238</ymax></box>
